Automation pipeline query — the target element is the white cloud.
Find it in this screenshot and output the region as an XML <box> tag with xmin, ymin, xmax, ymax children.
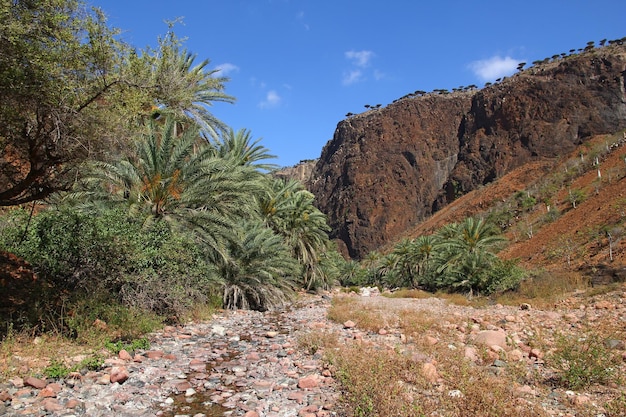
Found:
<box><xmin>345</xmin><ymin>50</ymin><xmax>374</xmax><ymax>67</ymax></box>
<box><xmin>469</xmin><ymin>56</ymin><xmax>520</xmax><ymax>81</ymax></box>
<box><xmin>213</xmin><ymin>63</ymin><xmax>239</xmax><ymax>77</ymax></box>
<box><xmin>258</xmin><ymin>90</ymin><xmax>281</xmax><ymax>109</ymax></box>
<box><xmin>342</xmin><ymin>69</ymin><xmax>363</xmax><ymax>85</ymax></box>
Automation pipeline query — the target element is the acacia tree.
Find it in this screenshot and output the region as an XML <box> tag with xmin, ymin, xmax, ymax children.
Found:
<box><xmin>0</xmin><ymin>0</ymin><xmax>129</xmax><ymax>205</ymax></box>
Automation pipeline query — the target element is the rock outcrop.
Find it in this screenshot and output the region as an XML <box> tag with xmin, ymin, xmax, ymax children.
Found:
<box><xmin>273</xmin><ymin>159</ymin><xmax>317</xmax><ymax>184</ymax></box>
<box><xmin>310</xmin><ymin>44</ymin><xmax>626</xmax><ymax>259</ymax></box>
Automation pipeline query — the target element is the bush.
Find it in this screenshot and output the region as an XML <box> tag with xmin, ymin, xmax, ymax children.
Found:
<box><xmin>548</xmin><ymin>331</ymin><xmax>620</xmax><ymax>390</ymax></box>
<box><xmin>0</xmin><ymin>205</ymin><xmax>221</xmax><ymax>332</ymax></box>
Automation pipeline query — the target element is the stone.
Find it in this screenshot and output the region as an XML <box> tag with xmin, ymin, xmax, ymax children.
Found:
<box><xmin>41</xmin><ymin>398</ymin><xmax>63</xmax><ymax>412</ymax></box>
<box><xmin>97</xmin><ymin>374</ymin><xmax>111</xmax><ymax>384</ymax></box>
<box><xmin>110</xmin><ymin>366</ymin><xmax>129</xmax><ymax>384</ymax></box>
<box><xmin>464</xmin><ymin>346</ymin><xmax>480</xmax><ymax>362</ymax></box>
<box><xmin>243</xmin><ymin>412</ymin><xmax>260</xmax><ymax>417</ymax></box>
<box><xmin>473</xmin><ymin>330</ymin><xmax>507</xmax><ymax>350</ymax></box>
<box><xmin>529</xmin><ymin>348</ymin><xmax>544</xmax><ymax>360</ymax></box>
<box><xmin>118</xmin><ymin>349</ymin><xmax>132</xmax><ymax>361</ymax></box>
<box><xmin>424</xmin><ymin>336</ymin><xmax>439</xmax><ymax>345</ymax></box>
<box><xmin>37</xmin><ymin>387</ymin><xmax>57</xmax><ymax>398</ymax></box>
<box><xmin>266</xmin><ymin>331</ymin><xmax>279</xmax><ymax>338</ymax></box>
<box><xmin>298</xmin><ymin>374</ymin><xmax>319</xmax><ymax>389</ymax></box>
<box><xmin>508</xmin><ymin>349</ymin><xmax>525</xmax><ymax>361</ymax></box>
<box><xmin>65</xmin><ymin>399</ymin><xmax>83</xmax><ymax>409</ymax></box>
<box><xmin>343</xmin><ymin>320</ymin><xmax>356</xmax><ymax>329</ymax></box>
<box><xmin>421</xmin><ymin>362</ymin><xmax>439</xmax><ymax>383</ymax></box>
<box><xmin>145</xmin><ymin>350</ymin><xmax>164</xmax><ymax>359</ymax></box>
<box><xmin>212</xmin><ymin>325</ymin><xmax>226</xmax><ymax>336</ymax></box>
<box><xmin>9</xmin><ymin>377</ymin><xmax>24</xmax><ymax>388</ymax></box>
<box><xmin>93</xmin><ymin>318</ymin><xmax>107</xmax><ymax>330</ymax></box>
<box><xmin>23</xmin><ymin>376</ymin><xmax>46</xmax><ymax>389</ymax></box>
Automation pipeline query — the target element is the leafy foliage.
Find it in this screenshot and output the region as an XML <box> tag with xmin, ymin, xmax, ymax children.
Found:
<box><xmin>219</xmin><ymin>221</ymin><xmax>299</xmax><ymax>310</ymax></box>
<box><xmin>260</xmin><ymin>179</ymin><xmax>332</xmax><ymax>290</ymax></box>
<box><xmin>549</xmin><ymin>331</ymin><xmax>620</xmax><ymax>390</ymax></box>
<box><xmin>356</xmin><ymin>217</ymin><xmax>523</xmax><ymax>295</ymax></box>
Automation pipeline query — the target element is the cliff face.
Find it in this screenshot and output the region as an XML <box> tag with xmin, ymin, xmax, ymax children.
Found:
<box><xmin>273</xmin><ymin>160</ymin><xmax>317</xmax><ymax>184</ymax></box>
<box><xmin>310</xmin><ymin>45</ymin><xmax>626</xmax><ymax>259</ymax></box>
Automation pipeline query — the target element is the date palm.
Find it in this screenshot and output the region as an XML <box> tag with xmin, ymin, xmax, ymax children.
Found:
<box><xmin>219</xmin><ymin>221</ymin><xmax>299</xmax><ymax>311</ymax></box>
<box><xmin>434</xmin><ymin>217</ymin><xmax>506</xmax><ymax>294</ymax></box>
<box><xmin>148</xmin><ymin>31</ymin><xmax>235</xmax><ymax>138</ymax></box>
<box><xmin>78</xmin><ymin>116</ymin><xmax>264</xmax><ymax>257</ymax></box>
<box><xmin>211</xmin><ymin>127</ymin><xmax>278</xmax><ymax>171</ymax></box>
<box><xmin>259</xmin><ymin>179</ymin><xmax>332</xmax><ymax>290</ymax></box>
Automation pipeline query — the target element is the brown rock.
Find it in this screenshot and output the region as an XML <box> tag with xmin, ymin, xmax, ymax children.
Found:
<box><xmin>287</xmin><ymin>391</ymin><xmax>306</xmax><ymax>403</ymax></box>
<box><xmin>65</xmin><ymin>399</ymin><xmax>82</xmax><ymax>409</ymax></box>
<box><xmin>41</xmin><ymin>398</ymin><xmax>63</xmax><ymax>412</ymax></box>
<box><xmin>8</xmin><ymin>377</ymin><xmax>24</xmax><ymax>388</ymax></box>
<box><xmin>243</xmin><ymin>411</ymin><xmax>260</xmax><ymax>417</ymax></box>
<box><xmin>0</xmin><ymin>391</ymin><xmax>11</xmax><ymax>401</ymax></box>
<box><xmin>298</xmin><ymin>374</ymin><xmax>319</xmax><ymax>389</ymax></box>
<box><xmin>110</xmin><ymin>366</ymin><xmax>129</xmax><ymax>384</ymax></box>
<box><xmin>473</xmin><ymin>330</ymin><xmax>507</xmax><ymax>350</ymax></box>
<box><xmin>23</xmin><ymin>376</ymin><xmax>46</xmax><ymax>389</ymax></box>
<box><xmin>299</xmin><ymin>405</ymin><xmax>319</xmax><ymax>415</ymax></box>
<box><xmin>145</xmin><ymin>350</ymin><xmax>164</xmax><ymax>359</ymax></box>
<box><xmin>309</xmin><ymin>46</ymin><xmax>626</xmax><ymax>258</ymax></box>
<box><xmin>343</xmin><ymin>320</ymin><xmax>356</xmax><ymax>329</ymax></box>
<box><xmin>508</xmin><ymin>349</ymin><xmax>525</xmax><ymax>361</ymax></box>
<box><xmin>529</xmin><ymin>348</ymin><xmax>544</xmax><ymax>360</ymax></box>
<box><xmin>424</xmin><ymin>335</ymin><xmax>439</xmax><ymax>345</ymax></box>
<box><xmin>422</xmin><ymin>362</ymin><xmax>439</xmax><ymax>383</ymax></box>
<box><xmin>37</xmin><ymin>387</ymin><xmax>56</xmax><ymax>398</ymax></box>
<box><xmin>118</xmin><ymin>349</ymin><xmax>132</xmax><ymax>361</ymax></box>
<box><xmin>93</xmin><ymin>318</ymin><xmax>107</xmax><ymax>330</ymax></box>
<box><xmin>464</xmin><ymin>346</ymin><xmax>480</xmax><ymax>362</ymax></box>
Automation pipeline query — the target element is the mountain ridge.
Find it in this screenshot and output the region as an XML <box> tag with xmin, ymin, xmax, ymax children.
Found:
<box><xmin>306</xmin><ymin>42</ymin><xmax>626</xmax><ymax>260</ymax></box>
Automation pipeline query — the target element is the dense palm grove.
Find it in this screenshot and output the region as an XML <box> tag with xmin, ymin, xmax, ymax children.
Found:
<box><xmin>0</xmin><ymin>0</ymin><xmax>522</xmax><ymax>337</ymax></box>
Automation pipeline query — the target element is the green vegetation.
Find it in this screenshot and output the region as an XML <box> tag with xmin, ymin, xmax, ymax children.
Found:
<box><xmin>43</xmin><ymin>354</ymin><xmax>104</xmax><ymax>379</ymax></box>
<box><xmin>104</xmin><ymin>338</ymin><xmax>150</xmax><ymax>355</ymax></box>
<box><xmin>0</xmin><ymin>0</ymin><xmax>340</xmax><ymax>341</ymax></box>
<box><xmin>340</xmin><ymin>217</ymin><xmax>524</xmax><ymax>296</ymax></box>
<box><xmin>549</xmin><ymin>331</ymin><xmax>621</xmax><ymax>390</ymax></box>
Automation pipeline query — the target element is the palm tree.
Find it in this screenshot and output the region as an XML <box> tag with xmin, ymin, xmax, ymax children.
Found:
<box><xmin>435</xmin><ymin>218</ymin><xmax>506</xmax><ymax>294</ymax></box>
<box><xmin>149</xmin><ymin>31</ymin><xmax>235</xmax><ymax>138</ymax></box>
<box><xmin>219</xmin><ymin>221</ymin><xmax>299</xmax><ymax>310</ymax></box>
<box><xmin>259</xmin><ymin>179</ymin><xmax>331</xmax><ymax>290</ymax></box>
<box><xmin>211</xmin><ymin>128</ymin><xmax>278</xmax><ymax>172</ymax></box>
<box><xmin>77</xmin><ymin>116</ymin><xmax>264</xmax><ymax>258</ymax></box>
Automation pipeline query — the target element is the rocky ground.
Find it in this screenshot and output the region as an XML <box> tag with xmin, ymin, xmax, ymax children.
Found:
<box><xmin>0</xmin><ymin>295</ymin><xmax>341</xmax><ymax>417</ymax></box>
<box><xmin>1</xmin><ymin>286</ymin><xmax>625</xmax><ymax>417</ymax></box>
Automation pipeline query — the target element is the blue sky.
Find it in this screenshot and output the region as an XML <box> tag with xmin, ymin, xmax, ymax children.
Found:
<box><xmin>91</xmin><ymin>0</ymin><xmax>626</xmax><ymax>167</ymax></box>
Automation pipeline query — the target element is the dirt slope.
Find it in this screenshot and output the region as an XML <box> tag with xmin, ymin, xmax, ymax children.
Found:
<box><xmin>400</xmin><ymin>132</ymin><xmax>626</xmax><ymax>277</ymax></box>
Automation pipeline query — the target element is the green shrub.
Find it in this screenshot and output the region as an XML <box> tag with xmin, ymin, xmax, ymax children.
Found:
<box><xmin>105</xmin><ymin>337</ymin><xmax>150</xmax><ymax>354</ymax></box>
<box><xmin>43</xmin><ymin>360</ymin><xmax>71</xmax><ymax>379</ymax></box>
<box><xmin>548</xmin><ymin>331</ymin><xmax>620</xmax><ymax>390</ymax></box>
<box><xmin>0</xmin><ymin>205</ymin><xmax>220</xmax><ymax>333</ymax></box>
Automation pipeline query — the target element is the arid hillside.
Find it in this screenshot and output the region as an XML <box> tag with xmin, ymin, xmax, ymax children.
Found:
<box><xmin>398</xmin><ymin>131</ymin><xmax>626</xmax><ymax>280</ymax></box>
<box><xmin>309</xmin><ymin>42</ymin><xmax>626</xmax><ymax>260</ymax></box>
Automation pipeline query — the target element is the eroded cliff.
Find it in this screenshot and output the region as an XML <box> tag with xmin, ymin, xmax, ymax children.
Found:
<box><xmin>310</xmin><ymin>43</ymin><xmax>626</xmax><ymax>259</ymax></box>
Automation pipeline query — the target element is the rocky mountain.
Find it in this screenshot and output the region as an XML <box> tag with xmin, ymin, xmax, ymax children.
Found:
<box><xmin>309</xmin><ymin>42</ymin><xmax>626</xmax><ymax>259</ymax></box>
